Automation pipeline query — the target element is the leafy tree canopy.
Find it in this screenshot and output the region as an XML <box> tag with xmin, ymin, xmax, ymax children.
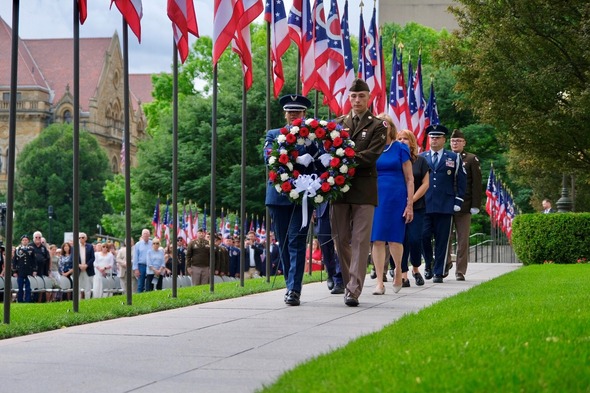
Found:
<box><xmin>440</xmin><ymin>0</ymin><xmax>590</xmax><ymax>211</ymax></box>
<box><xmin>15</xmin><ymin>124</ymin><xmax>113</xmax><ymax>244</ymax></box>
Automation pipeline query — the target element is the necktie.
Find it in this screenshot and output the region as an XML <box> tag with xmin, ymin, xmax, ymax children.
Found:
<box><xmin>433</xmin><ymin>151</ymin><xmax>439</xmax><ymax>167</ymax></box>
<box><xmin>352</xmin><ymin>115</ymin><xmax>359</xmax><ymax>130</ymax></box>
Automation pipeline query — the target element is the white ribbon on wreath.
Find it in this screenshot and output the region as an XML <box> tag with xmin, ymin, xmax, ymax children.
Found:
<box><xmin>292</xmin><ymin>174</ymin><xmax>323</xmax><ymax>229</ymax></box>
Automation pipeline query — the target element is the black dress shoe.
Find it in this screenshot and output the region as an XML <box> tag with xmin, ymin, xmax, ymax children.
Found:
<box><xmin>413</xmin><ymin>272</ymin><xmax>425</xmax><ymax>286</ymax></box>
<box><xmin>285</xmin><ymin>291</ymin><xmax>301</xmax><ymax>306</ymax></box>
<box><xmin>331</xmin><ymin>283</ymin><xmax>345</xmax><ymax>294</ymax></box>
<box><xmin>370</xmin><ymin>268</ymin><xmax>377</xmax><ymax>279</ymax></box>
<box><xmin>443</xmin><ymin>263</ymin><xmax>453</xmax><ymax>278</ymax></box>
<box><xmin>327</xmin><ymin>276</ymin><xmax>335</xmax><ymax>290</ymax></box>
<box><xmin>433</xmin><ymin>275</ymin><xmax>444</xmax><ymax>283</ymax></box>
<box><xmin>284</xmin><ymin>291</ymin><xmax>289</xmax><ymax>302</ymax></box>
<box><xmin>344</xmin><ymin>294</ymin><xmax>359</xmax><ymax>307</ymax></box>
<box><xmin>402</xmin><ymin>278</ymin><xmax>410</xmax><ymax>288</ymax></box>
<box><xmin>424</xmin><ymin>269</ymin><xmax>433</xmax><ymax>280</ymax></box>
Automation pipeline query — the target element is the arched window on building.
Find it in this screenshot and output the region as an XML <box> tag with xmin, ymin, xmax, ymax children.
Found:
<box><xmin>63</xmin><ymin>109</ymin><xmax>72</xmax><ymax>124</ymax></box>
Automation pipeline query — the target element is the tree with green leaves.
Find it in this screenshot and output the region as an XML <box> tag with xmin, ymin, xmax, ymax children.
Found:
<box><xmin>440</xmin><ymin>0</ymin><xmax>590</xmax><ymax>211</ymax></box>
<box><xmin>14</xmin><ymin>124</ymin><xmax>113</xmax><ymax>244</ymax></box>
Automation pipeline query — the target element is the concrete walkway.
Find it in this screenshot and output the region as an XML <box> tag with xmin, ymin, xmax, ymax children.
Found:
<box><xmin>0</xmin><ymin>263</ymin><xmax>520</xmax><ymax>393</ymax></box>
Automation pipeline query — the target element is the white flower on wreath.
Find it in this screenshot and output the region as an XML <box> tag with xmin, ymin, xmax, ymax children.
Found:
<box><xmin>330</xmin><ymin>130</ymin><xmax>340</xmax><ymax>139</ymax></box>
<box><xmin>268</xmin><ymin>156</ymin><xmax>276</xmax><ymax>165</ymax></box>
<box><xmin>275</xmin><ymin>184</ymin><xmax>282</xmax><ymax>193</ymax></box>
<box><xmin>279</xmin><ymin>148</ymin><xmax>288</xmax><ymax>155</ymax></box>
<box><xmin>314</xmin><ymin>195</ymin><xmax>324</xmax><ymax>204</ymax></box>
<box><xmin>297</xmin><ymin>138</ymin><xmax>305</xmax><ymax>145</ymax></box>
<box><xmin>336</xmin><ymin>148</ymin><xmax>345</xmax><ymax>157</ymax></box>
<box><xmin>277</xmin><ymin>134</ymin><xmax>286</xmax><ymax>143</ymax></box>
<box><xmin>290</xmin><ymin>126</ymin><xmax>299</xmax><ymax>134</ymax></box>
<box><xmin>319</xmin><ymin>120</ymin><xmax>328</xmax><ymax>126</ymax></box>
<box><xmin>290</xmin><ymin>190</ymin><xmax>300</xmax><ymax>199</ymax></box>
<box><xmin>349</xmin><ymin>141</ymin><xmax>356</xmax><ymax>148</ymax></box>
<box><xmin>339</xmin><ymin>164</ymin><xmax>348</xmax><ymax>174</ymax></box>
<box><xmin>286</xmin><ymin>162</ymin><xmax>293</xmax><ymax>171</ymax></box>
<box><xmin>341</xmin><ymin>184</ymin><xmax>350</xmax><ymax>193</ymax></box>
<box><xmin>328</xmin><ymin>176</ymin><xmax>335</xmax><ymax>185</ymax></box>
<box><xmin>305</xmin><ymin>119</ymin><xmax>314</xmax><ymax>126</ymax></box>
<box><xmin>280</xmin><ymin>173</ymin><xmax>289</xmax><ymax>181</ymax></box>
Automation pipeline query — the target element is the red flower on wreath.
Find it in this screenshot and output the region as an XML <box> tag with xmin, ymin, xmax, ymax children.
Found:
<box><xmin>323</xmin><ymin>140</ymin><xmax>332</xmax><ymax>150</ymax></box>
<box><xmin>321</xmin><ymin>182</ymin><xmax>331</xmax><ymax>192</ymax></box>
<box><xmin>279</xmin><ymin>154</ymin><xmax>289</xmax><ymax>164</ymax></box>
<box><xmin>299</xmin><ymin>127</ymin><xmax>310</xmax><ymax>137</ymax></box>
<box><xmin>320</xmin><ymin>171</ymin><xmax>329</xmax><ymax>180</ymax></box>
<box><xmin>340</xmin><ymin>130</ymin><xmax>349</xmax><ymax>138</ymax></box>
<box><xmin>280</xmin><ymin>127</ymin><xmax>288</xmax><ymax>135</ymax></box>
<box><xmin>290</xmin><ymin>150</ymin><xmax>299</xmax><ymax>159</ymax></box>
<box><xmin>309</xmin><ymin>119</ymin><xmax>319</xmax><ymax>128</ymax></box>
<box><xmin>334</xmin><ymin>175</ymin><xmax>346</xmax><ymax>186</ymax></box>
<box><xmin>292</xmin><ymin>170</ymin><xmax>300</xmax><ymax>178</ymax></box>
<box><xmin>330</xmin><ymin>157</ymin><xmax>341</xmax><ymax>167</ymax></box>
<box><xmin>344</xmin><ymin>147</ymin><xmax>355</xmax><ymax>158</ymax></box>
<box><xmin>286</xmin><ymin>133</ymin><xmax>296</xmax><ymax>144</ymax></box>
<box><xmin>348</xmin><ymin>167</ymin><xmax>356</xmax><ymax>177</ymax></box>
<box><xmin>327</xmin><ymin>122</ymin><xmax>337</xmax><ymax>131</ymax></box>
<box><xmin>315</xmin><ymin>127</ymin><xmax>326</xmax><ymax>139</ymax></box>
<box><xmin>281</xmin><ymin>182</ymin><xmax>292</xmax><ymax>192</ymax></box>
<box><xmin>333</xmin><ymin>137</ymin><xmax>343</xmax><ymax>147</ymax></box>
<box><xmin>269</xmin><ymin>171</ymin><xmax>277</xmax><ymax>181</ymax></box>
<box><xmin>292</xmin><ymin>118</ymin><xmax>303</xmax><ymax>127</ymax></box>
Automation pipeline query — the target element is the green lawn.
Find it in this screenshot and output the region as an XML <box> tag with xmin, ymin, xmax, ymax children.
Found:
<box><xmin>2</xmin><ymin>265</ymin><xmax>588</xmax><ymax>392</ymax></box>
<box><xmin>259</xmin><ymin>264</ymin><xmax>590</xmax><ymax>393</ymax></box>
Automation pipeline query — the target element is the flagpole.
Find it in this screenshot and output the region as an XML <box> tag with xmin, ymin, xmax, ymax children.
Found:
<box><xmin>265</xmin><ymin>17</ymin><xmax>271</xmax><ymax>283</ymax></box>
<box><xmin>72</xmin><ymin>0</ymin><xmax>82</xmax><ymax>312</ymax></box>
<box><xmin>122</xmin><ymin>19</ymin><xmax>133</xmax><ymax>306</ymax></box>
<box><xmin>3</xmin><ymin>0</ymin><xmax>21</xmax><ymax>324</ymax></box>
<box><xmin>239</xmin><ymin>80</ymin><xmax>247</xmax><ymax>288</ymax></box>
<box><xmin>210</xmin><ymin>65</ymin><xmax>218</xmax><ymax>293</ymax></box>
<box><xmin>171</xmin><ymin>38</ymin><xmax>179</xmax><ymax>297</ymax></box>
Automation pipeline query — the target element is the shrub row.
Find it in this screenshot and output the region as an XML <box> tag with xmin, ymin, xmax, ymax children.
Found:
<box><xmin>511</xmin><ymin>213</ymin><xmax>590</xmax><ymax>265</ymax></box>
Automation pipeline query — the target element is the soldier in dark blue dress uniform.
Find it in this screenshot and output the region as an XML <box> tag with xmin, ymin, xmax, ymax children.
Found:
<box><xmin>420</xmin><ymin>125</ymin><xmax>466</xmax><ymax>283</ymax></box>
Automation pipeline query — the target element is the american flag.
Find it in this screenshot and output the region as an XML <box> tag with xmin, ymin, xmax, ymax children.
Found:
<box><xmin>78</xmin><ymin>0</ymin><xmax>88</xmax><ymax>24</ymax></box>
<box><xmin>485</xmin><ymin>166</ymin><xmax>497</xmax><ymax>217</ymax></box>
<box><xmin>231</xmin><ymin>0</ymin><xmax>263</xmax><ymax>90</ymax></box>
<box><xmin>288</xmin><ymin>0</ymin><xmax>315</xmax><ymax>95</ymax></box>
<box><xmin>340</xmin><ymin>0</ymin><xmax>354</xmax><ymax>114</ymax></box>
<box><xmin>366</xmin><ymin>5</ymin><xmax>380</xmax><ymax>109</ymax></box>
<box><xmin>388</xmin><ymin>48</ymin><xmax>409</xmax><ymax>132</ymax></box>
<box><xmin>213</xmin><ymin>0</ymin><xmax>239</xmax><ymax>65</ymax></box>
<box><xmin>168</xmin><ymin>0</ymin><xmax>199</xmax><ymax>64</ymax></box>
<box><xmin>356</xmin><ymin>11</ymin><xmax>367</xmax><ymax>80</ymax></box>
<box><xmin>111</xmin><ymin>0</ymin><xmax>143</xmax><ymax>42</ymax></box>
<box><xmin>186</xmin><ymin>205</ymin><xmax>194</xmax><ymax>241</ymax></box>
<box><xmin>423</xmin><ymin>78</ymin><xmax>440</xmax><ymax>151</ymax></box>
<box><xmin>264</xmin><ymin>0</ymin><xmax>290</xmax><ymax>98</ymax></box>
<box><xmin>407</xmin><ymin>58</ymin><xmax>419</xmax><ymax>136</ymax></box>
<box><xmin>374</xmin><ymin>33</ymin><xmax>387</xmax><ymax>114</ymax></box>
<box><xmin>324</xmin><ymin>0</ymin><xmax>345</xmax><ymax>115</ymax></box>
<box><xmin>234</xmin><ymin>215</ymin><xmax>240</xmax><ymax>237</ymax></box>
<box><xmin>413</xmin><ymin>52</ymin><xmax>426</xmax><ymax>149</ymax></box>
<box><xmin>152</xmin><ymin>198</ymin><xmax>161</xmax><ymax>238</ymax></box>
<box><xmin>163</xmin><ymin>200</ymin><xmax>171</xmax><ymax>243</ymax></box>
<box><xmin>313</xmin><ymin>0</ymin><xmax>331</xmax><ymax>99</ymax></box>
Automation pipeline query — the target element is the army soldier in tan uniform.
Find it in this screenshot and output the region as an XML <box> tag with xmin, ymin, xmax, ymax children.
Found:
<box><xmin>447</xmin><ymin>129</ymin><xmax>482</xmax><ymax>280</ymax></box>
<box><xmin>330</xmin><ymin>79</ymin><xmax>387</xmax><ymax>307</ymax></box>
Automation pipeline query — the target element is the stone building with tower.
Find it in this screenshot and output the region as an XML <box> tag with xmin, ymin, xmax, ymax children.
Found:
<box><xmin>0</xmin><ymin>16</ymin><xmax>153</xmax><ymax>193</ymax></box>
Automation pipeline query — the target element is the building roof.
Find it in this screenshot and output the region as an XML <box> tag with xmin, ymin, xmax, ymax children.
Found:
<box><xmin>0</xmin><ymin>16</ymin><xmax>153</xmax><ymax>112</ymax></box>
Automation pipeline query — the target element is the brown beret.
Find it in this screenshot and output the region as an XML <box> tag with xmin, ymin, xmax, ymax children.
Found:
<box><xmin>349</xmin><ymin>78</ymin><xmax>370</xmax><ymax>92</ymax></box>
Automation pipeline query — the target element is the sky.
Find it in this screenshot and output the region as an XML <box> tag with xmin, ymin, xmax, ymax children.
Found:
<box><xmin>0</xmin><ymin>0</ymin><xmax>369</xmax><ymax>74</ymax></box>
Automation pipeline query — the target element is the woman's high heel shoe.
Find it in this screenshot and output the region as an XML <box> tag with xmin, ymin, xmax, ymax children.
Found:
<box><xmin>372</xmin><ymin>285</ymin><xmax>385</xmax><ymax>295</ymax></box>
<box><xmin>392</xmin><ymin>280</ymin><xmax>402</xmax><ymax>293</ymax></box>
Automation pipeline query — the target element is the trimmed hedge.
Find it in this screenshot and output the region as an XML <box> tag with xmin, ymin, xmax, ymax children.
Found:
<box><xmin>511</xmin><ymin>213</ymin><xmax>590</xmax><ymax>265</ymax></box>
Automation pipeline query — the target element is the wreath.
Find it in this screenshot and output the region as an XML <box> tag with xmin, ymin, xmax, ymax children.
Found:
<box><xmin>267</xmin><ymin>117</ymin><xmax>357</xmax><ymax>205</ymax></box>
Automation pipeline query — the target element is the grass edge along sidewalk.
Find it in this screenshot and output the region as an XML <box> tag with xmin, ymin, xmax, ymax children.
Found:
<box><xmin>0</xmin><ymin>273</ymin><xmax>323</xmax><ymax>339</ymax></box>
<box><xmin>259</xmin><ymin>264</ymin><xmax>590</xmax><ymax>393</ymax></box>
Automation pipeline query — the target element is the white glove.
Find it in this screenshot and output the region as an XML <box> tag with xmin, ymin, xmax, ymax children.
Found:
<box><xmin>319</xmin><ymin>153</ymin><xmax>332</xmax><ymax>167</ymax></box>
<box><xmin>454</xmin><ymin>205</ymin><xmax>461</xmax><ymax>212</ymax></box>
<box><xmin>295</xmin><ymin>153</ymin><xmax>313</xmax><ymax>167</ymax></box>
<box><xmin>470</xmin><ymin>208</ymin><xmax>480</xmax><ymax>215</ymax></box>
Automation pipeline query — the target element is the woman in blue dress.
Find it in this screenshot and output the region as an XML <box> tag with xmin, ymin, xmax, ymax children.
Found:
<box><xmin>371</xmin><ymin>114</ymin><xmax>414</xmax><ymax>295</ymax></box>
